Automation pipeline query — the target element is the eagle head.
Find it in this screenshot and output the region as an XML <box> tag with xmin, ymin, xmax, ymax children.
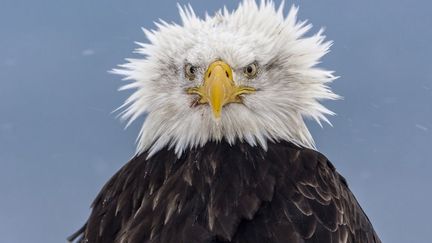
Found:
<box><xmin>113</xmin><ymin>0</ymin><xmax>339</xmax><ymax>157</ymax></box>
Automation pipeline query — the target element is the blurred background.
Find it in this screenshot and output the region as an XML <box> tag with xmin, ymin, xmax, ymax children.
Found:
<box><xmin>1</xmin><ymin>0</ymin><xmax>431</xmax><ymax>242</ymax></box>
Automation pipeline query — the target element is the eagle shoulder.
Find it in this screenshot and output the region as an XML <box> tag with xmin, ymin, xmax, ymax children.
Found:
<box><xmin>229</xmin><ymin>142</ymin><xmax>381</xmax><ymax>243</ymax></box>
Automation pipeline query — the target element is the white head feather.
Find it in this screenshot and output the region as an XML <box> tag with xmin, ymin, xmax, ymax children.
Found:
<box><xmin>113</xmin><ymin>0</ymin><xmax>339</xmax><ymax>158</ymax></box>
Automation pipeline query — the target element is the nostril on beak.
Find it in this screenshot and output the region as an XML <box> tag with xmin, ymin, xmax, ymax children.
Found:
<box><xmin>225</xmin><ymin>71</ymin><xmax>229</xmax><ymax>78</ymax></box>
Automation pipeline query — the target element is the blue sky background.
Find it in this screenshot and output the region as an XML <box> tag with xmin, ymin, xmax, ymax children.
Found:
<box><xmin>0</xmin><ymin>0</ymin><xmax>431</xmax><ymax>242</ymax></box>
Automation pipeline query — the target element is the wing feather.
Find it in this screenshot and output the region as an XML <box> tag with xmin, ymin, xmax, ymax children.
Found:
<box><xmin>230</xmin><ymin>142</ymin><xmax>381</xmax><ymax>243</ymax></box>
<box><xmin>69</xmin><ymin>141</ymin><xmax>380</xmax><ymax>243</ymax></box>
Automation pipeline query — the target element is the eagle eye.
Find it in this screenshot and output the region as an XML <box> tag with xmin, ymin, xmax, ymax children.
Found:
<box><xmin>243</xmin><ymin>62</ymin><xmax>258</xmax><ymax>79</ymax></box>
<box><xmin>185</xmin><ymin>63</ymin><xmax>197</xmax><ymax>81</ymax></box>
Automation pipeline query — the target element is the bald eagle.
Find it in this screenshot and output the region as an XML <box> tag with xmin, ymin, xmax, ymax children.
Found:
<box><xmin>69</xmin><ymin>1</ymin><xmax>381</xmax><ymax>243</ymax></box>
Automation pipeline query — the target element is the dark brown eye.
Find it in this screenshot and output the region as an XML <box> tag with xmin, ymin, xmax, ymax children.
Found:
<box><xmin>243</xmin><ymin>62</ymin><xmax>258</xmax><ymax>78</ymax></box>
<box><xmin>185</xmin><ymin>63</ymin><xmax>196</xmax><ymax>80</ymax></box>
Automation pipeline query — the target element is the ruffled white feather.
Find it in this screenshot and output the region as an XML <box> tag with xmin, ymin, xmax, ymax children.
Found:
<box><xmin>113</xmin><ymin>0</ymin><xmax>340</xmax><ymax>158</ymax></box>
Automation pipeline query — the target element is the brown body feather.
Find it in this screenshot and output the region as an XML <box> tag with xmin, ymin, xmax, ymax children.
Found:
<box><xmin>69</xmin><ymin>141</ymin><xmax>380</xmax><ymax>243</ymax></box>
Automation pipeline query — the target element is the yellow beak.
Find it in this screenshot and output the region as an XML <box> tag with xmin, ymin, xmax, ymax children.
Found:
<box><xmin>187</xmin><ymin>61</ymin><xmax>255</xmax><ymax>119</ymax></box>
